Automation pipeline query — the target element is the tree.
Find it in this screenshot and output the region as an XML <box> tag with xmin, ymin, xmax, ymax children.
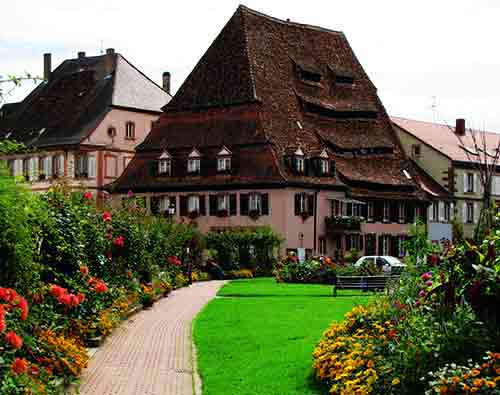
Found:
<box><xmin>0</xmin><ymin>72</ymin><xmax>41</xmax><ymax>105</ymax></box>
<box><xmin>452</xmin><ymin>124</ymin><xmax>500</xmax><ymax>241</ymax></box>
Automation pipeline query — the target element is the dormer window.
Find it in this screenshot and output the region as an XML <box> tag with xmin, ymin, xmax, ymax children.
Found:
<box><xmin>335</xmin><ymin>75</ymin><xmax>355</xmax><ymax>85</ymax></box>
<box><xmin>318</xmin><ymin>149</ymin><xmax>330</xmax><ymax>175</ymax></box>
<box><xmin>158</xmin><ymin>151</ymin><xmax>171</xmax><ymax>176</ymax></box>
<box><xmin>217</xmin><ymin>146</ymin><xmax>232</xmax><ymax>172</ymax></box>
<box><xmin>187</xmin><ymin>148</ymin><xmax>201</xmax><ymax>174</ymax></box>
<box><xmin>298</xmin><ymin>66</ymin><xmax>322</xmax><ymax>83</ymax></box>
<box><xmin>294</xmin><ymin>147</ymin><xmax>305</xmax><ymax>174</ymax></box>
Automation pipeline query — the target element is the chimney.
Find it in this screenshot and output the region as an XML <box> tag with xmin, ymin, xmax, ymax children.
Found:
<box><xmin>162</xmin><ymin>71</ymin><xmax>171</xmax><ymax>94</ymax></box>
<box><xmin>455</xmin><ymin>118</ymin><xmax>466</xmax><ymax>136</ymax></box>
<box><xmin>43</xmin><ymin>53</ymin><xmax>52</xmax><ymax>81</ymax></box>
<box><xmin>104</xmin><ymin>48</ymin><xmax>115</xmax><ymax>74</ymax></box>
<box><xmin>78</xmin><ymin>51</ymin><xmax>86</xmax><ymax>59</ymax></box>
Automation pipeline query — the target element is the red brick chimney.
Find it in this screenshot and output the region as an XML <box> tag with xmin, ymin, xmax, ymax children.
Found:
<box><xmin>162</xmin><ymin>72</ymin><xmax>171</xmax><ymax>94</ymax></box>
<box><xmin>455</xmin><ymin>118</ymin><xmax>466</xmax><ymax>136</ymax></box>
<box><xmin>43</xmin><ymin>53</ymin><xmax>51</xmax><ymax>81</ymax></box>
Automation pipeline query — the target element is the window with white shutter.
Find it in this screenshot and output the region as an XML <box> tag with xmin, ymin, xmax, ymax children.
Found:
<box><xmin>439</xmin><ymin>201</ymin><xmax>444</xmax><ymax>222</ymax></box>
<box><xmin>14</xmin><ymin>159</ymin><xmax>22</xmax><ymax>177</ymax></box>
<box><xmin>462</xmin><ymin>202</ymin><xmax>467</xmax><ymax>224</ymax></box>
<box><xmin>88</xmin><ymin>156</ymin><xmax>96</xmax><ymax>178</ymax></box>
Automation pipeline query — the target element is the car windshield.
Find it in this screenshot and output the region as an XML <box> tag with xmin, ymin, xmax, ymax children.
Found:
<box><xmin>383</xmin><ymin>256</ymin><xmax>402</xmax><ymax>265</ymax></box>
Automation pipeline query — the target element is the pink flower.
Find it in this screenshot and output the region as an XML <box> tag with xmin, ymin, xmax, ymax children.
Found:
<box><xmin>418</xmin><ymin>290</ymin><xmax>427</xmax><ymax>298</ymax></box>
<box><xmin>167</xmin><ymin>256</ymin><xmax>181</xmax><ymax>266</ymax></box>
<box><xmin>49</xmin><ymin>285</ymin><xmax>66</xmax><ymax>299</ymax></box>
<box><xmin>127</xmin><ymin>190</ymin><xmax>134</xmax><ymax>198</ymax></box>
<box><xmin>83</xmin><ymin>191</ymin><xmax>93</xmax><ymax>200</ymax></box>
<box><xmin>113</xmin><ymin>236</ymin><xmax>125</xmax><ymax>248</ymax></box>
<box><xmin>102</xmin><ymin>211</ymin><xmax>112</xmax><ymax>222</ymax></box>
<box><xmin>425</xmin><ymin>280</ymin><xmax>433</xmax><ymax>287</ymax></box>
<box><xmin>420</xmin><ymin>272</ymin><xmax>433</xmax><ymax>281</ymax></box>
<box><xmin>76</xmin><ymin>293</ymin><xmax>85</xmax><ymax>304</ymax></box>
<box><xmin>415</xmin><ymin>300</ymin><xmax>421</xmax><ymax>307</ymax></box>
<box><xmin>94</xmin><ymin>280</ymin><xmax>108</xmax><ymax>294</ymax></box>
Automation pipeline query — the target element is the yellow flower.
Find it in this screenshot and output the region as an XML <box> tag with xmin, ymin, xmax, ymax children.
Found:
<box><xmin>471</xmin><ymin>369</ymin><xmax>481</xmax><ymax>377</ymax></box>
<box><xmin>391</xmin><ymin>378</ymin><xmax>400</xmax><ymax>385</ymax></box>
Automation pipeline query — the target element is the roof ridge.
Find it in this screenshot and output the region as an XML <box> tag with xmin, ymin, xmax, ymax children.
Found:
<box><xmin>238</xmin><ymin>4</ymin><xmax>344</xmax><ymax>36</ymax></box>
<box><xmin>239</xmin><ymin>7</ymin><xmax>258</xmax><ymax>101</ymax></box>
<box><xmin>392</xmin><ymin>115</ymin><xmax>500</xmax><ymax>136</ymax></box>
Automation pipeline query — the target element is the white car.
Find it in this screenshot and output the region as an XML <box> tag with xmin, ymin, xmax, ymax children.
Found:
<box><xmin>354</xmin><ymin>256</ymin><xmax>406</xmax><ymax>274</ymax></box>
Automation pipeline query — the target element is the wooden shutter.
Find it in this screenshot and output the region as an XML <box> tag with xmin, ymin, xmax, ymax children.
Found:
<box><xmin>330</xmin><ymin>160</ymin><xmax>336</xmax><ymax>177</ymax></box>
<box><xmin>294</xmin><ymin>194</ymin><xmax>301</xmax><ymax>215</ymax></box>
<box><xmin>359</xmin><ymin>234</ymin><xmax>364</xmax><ymax>251</ymax></box>
<box><xmin>180</xmin><ymin>196</ymin><xmax>188</xmax><ymax>216</ymax></box>
<box><xmin>209</xmin><ymin>195</ymin><xmax>217</xmax><ymax>216</ymax></box>
<box><xmin>199</xmin><ymin>195</ymin><xmax>206</xmax><ymax>215</ymax></box>
<box><xmin>230</xmin><ymin>194</ymin><xmax>237</xmax><ymax>216</ymax></box>
<box><xmin>406</xmin><ymin>202</ymin><xmax>415</xmax><ymax>223</ymax></box>
<box><xmin>240</xmin><ymin>194</ymin><xmax>249</xmax><ymax>215</ymax></box>
<box><xmin>378</xmin><ymin>236</ymin><xmax>384</xmax><ymax>256</ymax></box>
<box><xmin>390</xmin><ymin>201</ymin><xmax>398</xmax><ymax>223</ymax></box>
<box><xmin>151</xmin><ymin>161</ymin><xmax>158</xmax><ymax>177</ymax></box>
<box><xmin>390</xmin><ymin>236</ymin><xmax>399</xmax><ymax>257</ymax></box>
<box><xmin>307</xmin><ymin>194</ymin><xmax>315</xmax><ymax>217</ymax></box>
<box><xmin>261</xmin><ymin>193</ymin><xmax>269</xmax><ymax>215</ymax></box>
<box><xmin>89</xmin><ymin>156</ymin><xmax>96</xmax><ymax>178</ymax></box>
<box><xmin>374</xmin><ymin>201</ymin><xmax>383</xmax><ymax>222</ymax></box>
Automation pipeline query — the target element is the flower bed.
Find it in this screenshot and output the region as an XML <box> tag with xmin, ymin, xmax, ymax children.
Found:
<box><xmin>0</xmin><ymin>172</ymin><xmax>210</xmax><ymax>393</ymax></box>
<box><xmin>312</xmin><ymin>218</ymin><xmax>500</xmax><ymax>395</ymax></box>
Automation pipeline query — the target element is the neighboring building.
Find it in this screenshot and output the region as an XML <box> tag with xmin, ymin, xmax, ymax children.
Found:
<box><xmin>393</xmin><ymin>117</ymin><xmax>500</xmax><ymax>239</ymax></box>
<box><xmin>0</xmin><ymin>49</ymin><xmax>171</xmax><ymax>193</ymax></box>
<box><xmin>109</xmin><ymin>5</ymin><xmax>431</xmax><ymax>258</ymax></box>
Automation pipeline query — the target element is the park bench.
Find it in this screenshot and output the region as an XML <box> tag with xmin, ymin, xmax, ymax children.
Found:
<box><xmin>332</xmin><ymin>275</ymin><xmax>400</xmax><ymax>297</ymax></box>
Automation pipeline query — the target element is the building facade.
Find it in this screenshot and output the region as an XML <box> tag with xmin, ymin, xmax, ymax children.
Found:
<box><xmin>393</xmin><ymin>117</ymin><xmax>500</xmax><ymax>239</ymax></box>
<box><xmin>110</xmin><ymin>6</ymin><xmax>433</xmax><ymax>257</ymax></box>
<box><xmin>0</xmin><ymin>49</ymin><xmax>171</xmax><ymax>194</ymax></box>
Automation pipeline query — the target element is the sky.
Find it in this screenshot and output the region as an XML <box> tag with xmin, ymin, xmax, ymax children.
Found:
<box><xmin>1</xmin><ymin>0</ymin><xmax>499</xmax><ymax>130</ymax></box>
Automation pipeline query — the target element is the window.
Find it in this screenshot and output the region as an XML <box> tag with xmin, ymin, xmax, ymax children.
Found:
<box><xmin>125</xmin><ymin>122</ymin><xmax>135</xmax><ymax>140</ymax></box>
<box><xmin>383</xmin><ymin>202</ymin><xmax>390</xmax><ymax>222</ymax></box>
<box><xmin>159</xmin><ymin>196</ymin><xmax>171</xmax><ymax>212</ymax></box>
<box><xmin>346</xmin><ymin>234</ymin><xmax>362</xmax><ymax>251</ymax></box>
<box><xmin>12</xmin><ymin>159</ymin><xmax>22</xmax><ymax>177</ymax></box>
<box><xmin>411</xmin><ymin>144</ymin><xmax>421</xmax><ymax>159</ymax></box>
<box><xmin>40</xmin><ymin>156</ymin><xmax>52</xmax><ymax>179</ymax></box>
<box><xmin>187</xmin><ymin>158</ymin><xmax>200</xmax><ymax>173</ymax></box>
<box><xmin>398</xmin><ymin>202</ymin><xmax>405</xmax><ymax>223</ymax></box>
<box><xmin>335</xmin><ymin>75</ymin><xmax>355</xmax><ymax>85</ymax></box>
<box><xmin>380</xmin><ymin>235</ymin><xmax>390</xmax><ymax>255</ymax></box>
<box><xmin>52</xmin><ymin>155</ymin><xmax>64</xmax><ymax>177</ymax></box>
<box><xmin>217</xmin><ymin>194</ymin><xmax>229</xmax><ymax>211</ymax></box>
<box><xmin>105</xmin><ymin>156</ymin><xmax>117</xmax><ymax>178</ymax></box>
<box><xmin>296</xmin><ymin>156</ymin><xmax>305</xmax><ymax>173</ymax></box>
<box><xmin>107</xmin><ymin>127</ymin><xmax>116</xmax><ymax>138</ymax></box>
<box><xmin>249</xmin><ymin>193</ymin><xmax>262</xmax><ymax>212</ymax></box>
<box><xmin>22</xmin><ymin>158</ymin><xmax>29</xmax><ymax>179</ymax></box>
<box><xmin>217</xmin><ymin>157</ymin><xmax>231</xmax><ymax>172</ymax></box>
<box><xmin>75</xmin><ymin>154</ymin><xmax>96</xmax><ymax>178</ymax></box>
<box><xmin>297</xmin><ymin>66</ymin><xmax>322</xmax><ymax>83</ymax></box>
<box><xmin>465</xmin><ymin>172</ymin><xmax>474</xmax><ymax>193</ymax></box>
<box><xmin>367</xmin><ymin>202</ymin><xmax>374</xmax><ymax>222</ymax></box>
<box><xmin>159</xmin><ymin>159</ymin><xmax>171</xmax><ymax>175</ymax></box>
<box><xmin>319</xmin><ymin>159</ymin><xmax>329</xmax><ymax>174</ymax></box>
<box><xmin>319</xmin><ymin>238</ymin><xmax>327</xmax><ymax>255</ymax></box>
<box><xmin>296</xmin><ymin>193</ymin><xmax>308</xmax><ymax>214</ymax></box>
<box><xmin>430</xmin><ymin>201</ymin><xmax>439</xmax><ymax>222</ymax></box>
<box><xmin>398</xmin><ymin>236</ymin><xmax>406</xmax><ymax>257</ymax></box>
<box><xmin>188</xmin><ymin>195</ymin><xmax>200</xmax><ymax>213</ymax></box>
<box><xmin>466</xmin><ymin>202</ymin><xmax>474</xmax><ymax>223</ymax></box>
<box><xmin>444</xmin><ymin>202</ymin><xmax>451</xmax><ymax>222</ymax></box>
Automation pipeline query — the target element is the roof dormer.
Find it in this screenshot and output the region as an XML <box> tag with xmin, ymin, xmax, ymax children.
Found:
<box><xmin>158</xmin><ymin>150</ymin><xmax>172</xmax><ymax>175</ymax></box>
<box><xmin>217</xmin><ymin>146</ymin><xmax>232</xmax><ymax>172</ymax></box>
<box><xmin>187</xmin><ymin>148</ymin><xmax>201</xmax><ymax>174</ymax></box>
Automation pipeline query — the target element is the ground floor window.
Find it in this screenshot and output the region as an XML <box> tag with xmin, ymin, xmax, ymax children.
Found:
<box><xmin>319</xmin><ymin>238</ymin><xmax>327</xmax><ymax>255</ymax></box>
<box><xmin>345</xmin><ymin>234</ymin><xmax>362</xmax><ymax>252</ymax></box>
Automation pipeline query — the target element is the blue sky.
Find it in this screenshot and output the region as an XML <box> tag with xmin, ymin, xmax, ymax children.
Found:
<box><xmin>1</xmin><ymin>0</ymin><xmax>499</xmax><ymax>131</ymax></box>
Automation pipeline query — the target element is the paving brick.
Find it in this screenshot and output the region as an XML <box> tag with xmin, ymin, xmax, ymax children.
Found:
<box><xmin>79</xmin><ymin>281</ymin><xmax>225</xmax><ymax>395</ymax></box>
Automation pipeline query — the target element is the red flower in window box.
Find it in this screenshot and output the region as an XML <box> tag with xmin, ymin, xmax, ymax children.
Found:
<box><xmin>83</xmin><ymin>191</ymin><xmax>93</xmax><ymax>200</ymax></box>
<box><xmin>300</xmin><ymin>211</ymin><xmax>310</xmax><ymax>220</ymax></box>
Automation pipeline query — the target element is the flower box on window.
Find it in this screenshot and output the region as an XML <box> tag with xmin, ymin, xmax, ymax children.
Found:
<box><xmin>217</xmin><ymin>209</ymin><xmax>229</xmax><ymax>218</ymax></box>
<box><xmin>249</xmin><ymin>209</ymin><xmax>261</xmax><ymax>219</ymax></box>
<box><xmin>188</xmin><ymin>210</ymin><xmax>199</xmax><ymax>219</ymax></box>
<box><xmin>325</xmin><ymin>215</ymin><xmax>364</xmax><ymax>233</ymax></box>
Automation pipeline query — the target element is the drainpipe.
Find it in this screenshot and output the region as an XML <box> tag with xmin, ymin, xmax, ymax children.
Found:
<box><xmin>313</xmin><ymin>190</ymin><xmax>319</xmax><ymax>254</ymax></box>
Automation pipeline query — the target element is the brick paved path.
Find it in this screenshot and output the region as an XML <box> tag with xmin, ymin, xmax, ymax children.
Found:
<box><xmin>79</xmin><ymin>281</ymin><xmax>225</xmax><ymax>395</ymax></box>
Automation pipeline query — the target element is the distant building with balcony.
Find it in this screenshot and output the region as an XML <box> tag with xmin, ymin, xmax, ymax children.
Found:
<box><xmin>0</xmin><ymin>49</ymin><xmax>171</xmax><ymax>194</ymax></box>
<box><xmin>109</xmin><ymin>6</ymin><xmax>441</xmax><ymax>258</ymax></box>
<box><xmin>393</xmin><ymin>117</ymin><xmax>500</xmax><ymax>240</ymax></box>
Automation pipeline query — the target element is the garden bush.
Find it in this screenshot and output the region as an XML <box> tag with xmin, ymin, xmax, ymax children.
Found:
<box><xmin>206</xmin><ymin>227</ymin><xmax>282</xmax><ymax>274</ymax></box>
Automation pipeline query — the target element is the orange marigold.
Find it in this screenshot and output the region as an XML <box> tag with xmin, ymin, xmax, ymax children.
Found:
<box><xmin>11</xmin><ymin>358</ymin><xmax>28</xmax><ymax>375</ymax></box>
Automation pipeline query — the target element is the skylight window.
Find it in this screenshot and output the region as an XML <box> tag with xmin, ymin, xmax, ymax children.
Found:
<box><xmin>298</xmin><ymin>67</ymin><xmax>322</xmax><ymax>83</ymax></box>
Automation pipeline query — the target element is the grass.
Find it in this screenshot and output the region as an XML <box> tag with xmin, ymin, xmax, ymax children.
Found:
<box><xmin>193</xmin><ymin>278</ymin><xmax>371</xmax><ymax>395</ymax></box>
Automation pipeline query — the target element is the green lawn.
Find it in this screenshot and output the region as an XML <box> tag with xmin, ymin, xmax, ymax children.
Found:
<box><xmin>193</xmin><ymin>278</ymin><xmax>371</xmax><ymax>395</ymax></box>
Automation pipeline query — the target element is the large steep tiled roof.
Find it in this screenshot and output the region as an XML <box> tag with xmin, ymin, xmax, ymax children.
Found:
<box><xmin>0</xmin><ymin>53</ymin><xmax>171</xmax><ymax>148</ymax></box>
<box><xmin>111</xmin><ymin>5</ymin><xmax>423</xmax><ymax>199</ymax></box>
<box><xmin>392</xmin><ymin>116</ymin><xmax>500</xmax><ymax>163</ymax></box>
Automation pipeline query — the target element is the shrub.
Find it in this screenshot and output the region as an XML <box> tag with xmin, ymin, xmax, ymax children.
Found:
<box><xmin>224</xmin><ymin>269</ymin><xmax>254</xmax><ymax>279</ymax></box>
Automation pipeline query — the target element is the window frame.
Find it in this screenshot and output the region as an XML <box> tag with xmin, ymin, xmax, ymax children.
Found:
<box><xmin>217</xmin><ymin>156</ymin><xmax>231</xmax><ymax>172</ymax></box>
<box><xmin>217</xmin><ymin>194</ymin><xmax>230</xmax><ymax>211</ymax></box>
<box><xmin>188</xmin><ymin>195</ymin><xmax>200</xmax><ymax>213</ymax></box>
<box><xmin>187</xmin><ymin>158</ymin><xmax>201</xmax><ymax>174</ymax></box>
<box><xmin>125</xmin><ymin>121</ymin><xmax>136</xmax><ymax>140</ymax></box>
<box><xmin>159</xmin><ymin>158</ymin><xmax>171</xmax><ymax>175</ymax></box>
<box><xmin>383</xmin><ymin>202</ymin><xmax>390</xmax><ymax>222</ymax></box>
<box><xmin>296</xmin><ymin>156</ymin><xmax>305</xmax><ymax>173</ymax></box>
<box><xmin>249</xmin><ymin>193</ymin><xmax>262</xmax><ymax>213</ymax></box>
<box><xmin>466</xmin><ymin>202</ymin><xmax>474</xmax><ymax>223</ymax></box>
<box><xmin>466</xmin><ymin>172</ymin><xmax>475</xmax><ymax>193</ymax></box>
